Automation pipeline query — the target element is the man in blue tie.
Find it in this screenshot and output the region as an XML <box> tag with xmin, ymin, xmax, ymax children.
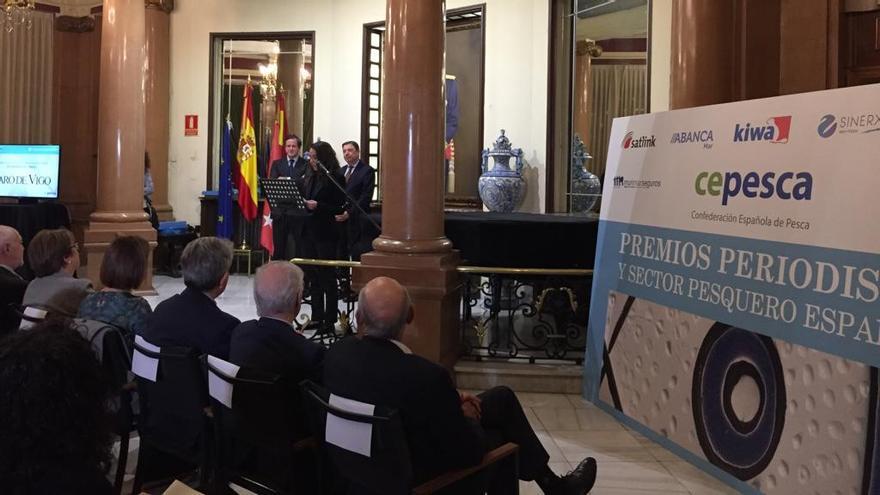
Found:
<box><xmin>269</xmin><ymin>135</ymin><xmax>308</xmax><ymax>260</ymax></box>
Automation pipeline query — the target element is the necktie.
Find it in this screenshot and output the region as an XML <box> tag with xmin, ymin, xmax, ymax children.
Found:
<box><xmin>345</xmin><ymin>165</ymin><xmax>354</xmax><ymax>183</ymax></box>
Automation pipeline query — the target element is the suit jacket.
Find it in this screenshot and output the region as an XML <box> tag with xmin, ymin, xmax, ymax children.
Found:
<box><xmin>0</xmin><ymin>265</ymin><xmax>27</xmax><ymax>335</ymax></box>
<box><xmin>143</xmin><ymin>287</ymin><xmax>240</xmax><ymax>359</ymax></box>
<box><xmin>297</xmin><ymin>169</ymin><xmax>346</xmax><ymax>243</ymax></box>
<box><xmin>230</xmin><ymin>317</ymin><xmax>325</xmax><ymax>386</ymax></box>
<box><xmin>323</xmin><ymin>336</ymin><xmax>487</xmax><ymax>484</ymax></box>
<box><xmin>22</xmin><ymin>271</ymin><xmax>92</xmax><ymax>317</ymax></box>
<box><xmin>270</xmin><ymin>156</ymin><xmax>307</xmax><ymax>180</ymax></box>
<box><xmin>342</xmin><ymin>160</ymin><xmax>375</xmax><ymax>217</ymax></box>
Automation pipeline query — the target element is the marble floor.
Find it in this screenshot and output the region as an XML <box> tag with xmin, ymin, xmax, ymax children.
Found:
<box><xmin>128</xmin><ymin>275</ymin><xmax>740</xmax><ymax>494</ymax></box>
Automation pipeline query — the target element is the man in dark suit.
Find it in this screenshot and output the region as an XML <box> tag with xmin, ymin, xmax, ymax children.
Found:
<box><xmin>230</xmin><ymin>261</ymin><xmax>324</xmax><ymax>391</ymax></box>
<box><xmin>324</xmin><ymin>277</ymin><xmax>597</xmax><ymax>494</ymax></box>
<box><xmin>0</xmin><ymin>226</ymin><xmax>27</xmax><ymax>336</ymax></box>
<box><xmin>334</xmin><ymin>140</ymin><xmax>376</xmax><ymax>261</ymax></box>
<box><xmin>143</xmin><ymin>236</ymin><xmax>239</xmax><ymax>359</ymax></box>
<box><xmin>269</xmin><ymin>135</ymin><xmax>309</xmax><ymax>260</ymax></box>
<box><xmin>229</xmin><ymin>261</ymin><xmax>324</xmax><ymax>488</ymax></box>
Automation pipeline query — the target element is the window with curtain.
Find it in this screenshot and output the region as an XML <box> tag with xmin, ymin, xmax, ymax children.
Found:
<box><xmin>0</xmin><ymin>11</ymin><xmax>54</xmax><ymax>144</ymax></box>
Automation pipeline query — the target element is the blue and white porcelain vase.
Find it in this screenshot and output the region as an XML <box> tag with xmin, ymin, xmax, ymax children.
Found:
<box><xmin>479</xmin><ymin>129</ymin><xmax>525</xmax><ymax>212</ymax></box>
<box><xmin>570</xmin><ymin>134</ymin><xmax>601</xmax><ymax>214</ymax></box>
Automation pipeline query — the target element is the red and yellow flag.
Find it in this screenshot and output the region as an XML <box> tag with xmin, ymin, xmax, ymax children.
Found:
<box><xmin>236</xmin><ymin>82</ymin><xmax>258</xmax><ymax>221</ymax></box>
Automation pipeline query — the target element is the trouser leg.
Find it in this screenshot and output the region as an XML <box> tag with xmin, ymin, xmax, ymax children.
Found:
<box><xmin>478</xmin><ymin>385</ymin><xmax>549</xmax><ymax>481</ymax></box>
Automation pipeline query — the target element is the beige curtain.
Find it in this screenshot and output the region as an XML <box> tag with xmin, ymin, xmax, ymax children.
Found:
<box><xmin>587</xmin><ymin>64</ymin><xmax>647</xmax><ymax>180</ymax></box>
<box><xmin>0</xmin><ymin>11</ymin><xmax>54</xmax><ymax>144</ymax></box>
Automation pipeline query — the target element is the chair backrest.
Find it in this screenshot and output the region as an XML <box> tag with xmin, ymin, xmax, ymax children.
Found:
<box><xmin>18</xmin><ymin>305</ymin><xmax>48</xmax><ymax>330</ymax></box>
<box><xmin>300</xmin><ymin>380</ymin><xmax>414</xmax><ymax>495</ymax></box>
<box><xmin>73</xmin><ymin>319</ymin><xmax>134</xmax><ymax>423</ymax></box>
<box><xmin>132</xmin><ymin>335</ymin><xmax>207</xmax><ymax>459</ymax></box>
<box><xmin>206</xmin><ymin>355</ymin><xmax>293</xmax><ymax>448</ymax></box>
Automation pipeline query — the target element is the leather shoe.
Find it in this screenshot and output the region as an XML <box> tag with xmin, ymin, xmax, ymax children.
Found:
<box><xmin>561</xmin><ymin>457</ymin><xmax>596</xmax><ymax>494</ymax></box>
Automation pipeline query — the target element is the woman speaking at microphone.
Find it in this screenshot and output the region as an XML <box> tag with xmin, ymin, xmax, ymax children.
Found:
<box><xmin>298</xmin><ymin>141</ymin><xmax>345</xmax><ymax>333</ymax></box>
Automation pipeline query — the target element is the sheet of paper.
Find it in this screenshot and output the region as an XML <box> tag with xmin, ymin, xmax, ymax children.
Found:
<box><xmin>131</xmin><ymin>335</ymin><xmax>160</xmax><ymax>382</ymax></box>
<box><xmin>207</xmin><ymin>355</ymin><xmax>240</xmax><ymax>409</ymax></box>
<box><xmin>326</xmin><ymin>394</ymin><xmax>376</xmax><ymax>457</ymax></box>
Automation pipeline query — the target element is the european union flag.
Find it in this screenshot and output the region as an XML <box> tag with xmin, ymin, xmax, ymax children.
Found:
<box><xmin>217</xmin><ymin>118</ymin><xmax>234</xmax><ymax>239</ymax></box>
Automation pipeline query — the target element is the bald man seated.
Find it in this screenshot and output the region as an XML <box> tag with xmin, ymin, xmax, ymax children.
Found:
<box><xmin>0</xmin><ymin>225</ymin><xmax>27</xmax><ymax>335</ymax></box>
<box><xmin>324</xmin><ymin>277</ymin><xmax>597</xmax><ymax>495</ymax></box>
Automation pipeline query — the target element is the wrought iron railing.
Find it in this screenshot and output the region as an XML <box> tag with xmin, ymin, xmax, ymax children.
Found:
<box><xmin>458</xmin><ymin>266</ymin><xmax>592</xmax><ymax>364</ymax></box>
<box><xmin>289</xmin><ymin>258</ymin><xmax>592</xmax><ymax>363</ymax></box>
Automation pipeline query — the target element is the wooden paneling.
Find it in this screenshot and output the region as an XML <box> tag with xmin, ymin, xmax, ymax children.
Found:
<box><xmin>52</xmin><ymin>18</ymin><xmax>101</xmax><ymax>234</ymax></box>
<box><xmin>780</xmin><ymin>0</ymin><xmax>830</xmax><ymax>94</ymax></box>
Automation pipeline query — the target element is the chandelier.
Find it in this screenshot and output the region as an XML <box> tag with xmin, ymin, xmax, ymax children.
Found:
<box><xmin>2</xmin><ymin>0</ymin><xmax>35</xmax><ymax>33</ymax></box>
<box><xmin>257</xmin><ymin>62</ymin><xmax>278</xmax><ymax>100</ymax></box>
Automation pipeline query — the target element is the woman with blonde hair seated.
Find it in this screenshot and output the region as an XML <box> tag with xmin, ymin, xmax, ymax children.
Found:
<box><xmin>21</xmin><ymin>228</ymin><xmax>92</xmax><ymax>318</ymax></box>
<box><xmin>78</xmin><ymin>235</ymin><xmax>152</xmax><ymax>348</ymax></box>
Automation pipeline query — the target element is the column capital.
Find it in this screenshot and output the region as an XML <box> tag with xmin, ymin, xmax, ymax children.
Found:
<box><xmin>55</xmin><ymin>15</ymin><xmax>96</xmax><ymax>33</ymax></box>
<box><xmin>145</xmin><ymin>0</ymin><xmax>174</xmax><ymax>14</ymax></box>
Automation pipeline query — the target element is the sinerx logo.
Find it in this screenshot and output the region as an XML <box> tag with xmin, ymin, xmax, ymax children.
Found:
<box><xmin>694</xmin><ymin>170</ymin><xmax>813</xmax><ymax>205</ymax></box>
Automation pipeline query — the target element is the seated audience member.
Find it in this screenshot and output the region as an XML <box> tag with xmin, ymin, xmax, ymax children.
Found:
<box><xmin>143</xmin><ymin>236</ymin><xmax>239</xmax><ymax>359</ymax></box>
<box><xmin>230</xmin><ymin>260</ymin><xmax>324</xmax><ymax>388</ymax></box>
<box><xmin>78</xmin><ymin>235</ymin><xmax>152</xmax><ymax>348</ymax></box>
<box><xmin>22</xmin><ymin>228</ymin><xmax>92</xmax><ymax>317</ymax></box>
<box><xmin>0</xmin><ymin>226</ymin><xmax>27</xmax><ymax>335</ymax></box>
<box><xmin>324</xmin><ymin>277</ymin><xmax>597</xmax><ymax>495</ymax></box>
<box><xmin>0</xmin><ymin>319</ymin><xmax>114</xmax><ymax>494</ymax></box>
<box><xmin>229</xmin><ymin>261</ymin><xmax>325</xmax><ymax>489</ymax></box>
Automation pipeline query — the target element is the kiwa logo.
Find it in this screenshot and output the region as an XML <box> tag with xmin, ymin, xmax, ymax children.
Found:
<box><xmin>621</xmin><ymin>131</ymin><xmax>655</xmax><ymax>149</ymax></box>
<box><xmin>694</xmin><ymin>170</ymin><xmax>813</xmax><ymax>205</ymax></box>
<box><xmin>733</xmin><ymin>116</ymin><xmax>792</xmax><ymax>144</ymax></box>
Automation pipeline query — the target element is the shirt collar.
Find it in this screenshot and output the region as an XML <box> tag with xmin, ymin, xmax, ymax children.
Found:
<box><xmin>390</xmin><ymin>339</ymin><xmax>412</xmax><ymax>354</ymax></box>
<box><xmin>0</xmin><ymin>264</ymin><xmax>22</xmax><ymax>280</ymax></box>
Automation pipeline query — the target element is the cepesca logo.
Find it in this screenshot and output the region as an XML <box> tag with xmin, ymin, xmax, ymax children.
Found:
<box><xmin>732</xmin><ymin>116</ymin><xmax>792</xmax><ymax>144</ymax></box>
<box><xmin>694</xmin><ymin>170</ymin><xmax>813</xmax><ymax>205</ymax></box>
<box><xmin>621</xmin><ymin>131</ymin><xmax>656</xmax><ymax>149</ymax></box>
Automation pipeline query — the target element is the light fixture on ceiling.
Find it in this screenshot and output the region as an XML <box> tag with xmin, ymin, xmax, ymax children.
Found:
<box><xmin>258</xmin><ymin>62</ymin><xmax>278</xmax><ymax>100</ymax></box>
<box><xmin>2</xmin><ymin>0</ymin><xmax>35</xmax><ymax>34</ymax></box>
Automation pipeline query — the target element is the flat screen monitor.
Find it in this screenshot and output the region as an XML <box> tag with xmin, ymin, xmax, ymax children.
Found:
<box><xmin>0</xmin><ymin>144</ymin><xmax>60</xmax><ymax>199</ymax></box>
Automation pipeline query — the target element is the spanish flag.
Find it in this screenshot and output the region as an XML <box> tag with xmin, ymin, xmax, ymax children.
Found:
<box><xmin>236</xmin><ymin>81</ymin><xmax>258</xmax><ymax>221</ymax></box>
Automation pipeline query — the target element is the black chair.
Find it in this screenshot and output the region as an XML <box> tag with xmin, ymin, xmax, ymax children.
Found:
<box><xmin>72</xmin><ymin>319</ymin><xmax>135</xmax><ymax>495</ymax></box>
<box><xmin>130</xmin><ymin>336</ymin><xmax>214</xmax><ymax>494</ymax></box>
<box><xmin>206</xmin><ymin>355</ymin><xmax>317</xmax><ymax>494</ymax></box>
<box><xmin>300</xmin><ymin>380</ymin><xmax>519</xmax><ymax>495</ymax></box>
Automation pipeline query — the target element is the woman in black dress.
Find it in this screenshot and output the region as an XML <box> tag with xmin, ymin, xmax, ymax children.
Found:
<box><xmin>298</xmin><ymin>141</ymin><xmax>345</xmax><ymax>332</ymax></box>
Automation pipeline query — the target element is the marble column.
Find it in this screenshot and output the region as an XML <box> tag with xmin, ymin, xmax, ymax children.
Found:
<box><xmin>145</xmin><ymin>0</ymin><xmax>173</xmax><ymax>221</ymax></box>
<box><xmin>83</xmin><ymin>0</ymin><xmax>156</xmax><ymax>293</ymax></box>
<box><xmin>353</xmin><ymin>0</ymin><xmax>462</xmax><ymax>371</ymax></box>
<box><xmin>669</xmin><ymin>0</ymin><xmax>737</xmax><ymax>109</ymax></box>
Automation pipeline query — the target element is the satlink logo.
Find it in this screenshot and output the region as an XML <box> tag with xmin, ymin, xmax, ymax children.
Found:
<box><xmin>621</xmin><ymin>131</ymin><xmax>656</xmax><ymax>149</ymax></box>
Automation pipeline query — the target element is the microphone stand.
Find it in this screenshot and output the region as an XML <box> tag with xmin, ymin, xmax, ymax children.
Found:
<box><xmin>314</xmin><ymin>160</ymin><xmax>382</xmax><ymax>232</ymax></box>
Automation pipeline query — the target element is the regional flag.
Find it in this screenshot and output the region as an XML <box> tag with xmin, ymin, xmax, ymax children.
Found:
<box><xmin>260</xmin><ymin>92</ymin><xmax>290</xmax><ymax>257</ymax></box>
<box><xmin>217</xmin><ymin>118</ymin><xmax>234</xmax><ymax>239</ymax></box>
<box><xmin>236</xmin><ymin>82</ymin><xmax>259</xmax><ymax>221</ymax></box>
